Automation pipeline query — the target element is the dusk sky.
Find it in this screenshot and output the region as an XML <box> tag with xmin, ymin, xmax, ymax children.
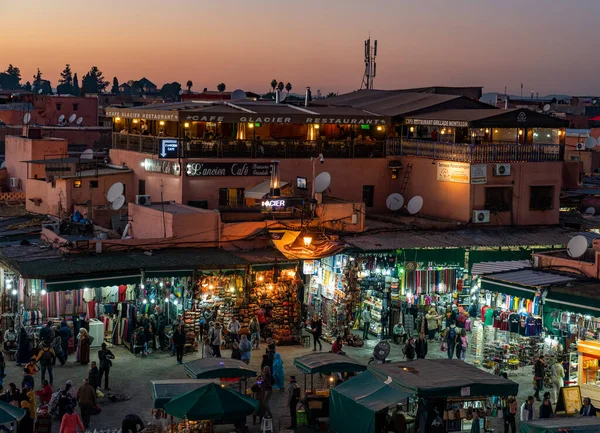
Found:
<box><xmin>2</xmin><ymin>0</ymin><xmax>599</xmax><ymax>95</ymax></box>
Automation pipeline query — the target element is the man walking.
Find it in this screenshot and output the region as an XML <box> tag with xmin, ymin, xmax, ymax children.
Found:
<box><xmin>551</xmin><ymin>358</ymin><xmax>565</xmax><ymax>404</ymax></box>
<box><xmin>35</xmin><ymin>342</ymin><xmax>56</xmax><ymax>386</ymax></box>
<box><xmin>228</xmin><ymin>317</ymin><xmax>241</xmax><ymax>343</ymax></box>
<box><xmin>286</xmin><ymin>376</ymin><xmax>300</xmax><ymax>430</ymax></box>
<box><xmin>76</xmin><ymin>378</ymin><xmax>97</xmax><ymax>429</ymax></box>
<box><xmin>362</xmin><ymin>306</ymin><xmax>372</xmax><ymax>340</ymax></box>
<box><xmin>533</xmin><ymin>356</ymin><xmax>545</xmax><ymax>401</ymax></box>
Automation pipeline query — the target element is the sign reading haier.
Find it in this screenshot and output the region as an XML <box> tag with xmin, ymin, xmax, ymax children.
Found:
<box><xmin>159</xmin><ymin>139</ymin><xmax>179</xmax><ymax>159</ymax></box>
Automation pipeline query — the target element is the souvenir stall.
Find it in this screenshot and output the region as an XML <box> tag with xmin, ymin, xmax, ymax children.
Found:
<box><xmin>304</xmin><ymin>254</ymin><xmax>353</xmax><ymax>340</ymax></box>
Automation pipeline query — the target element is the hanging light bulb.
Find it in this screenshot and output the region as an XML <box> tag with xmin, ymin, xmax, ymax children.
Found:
<box><xmin>151</xmin><ymin>299</ymin><xmax>155</xmax><ymax>304</ymax></box>
<box><xmin>140</xmin><ymin>284</ymin><xmax>145</xmax><ymax>289</ymax></box>
<box><xmin>165</xmin><ymin>298</ymin><xmax>169</xmax><ymax>303</ymax></box>
<box><xmin>159</xmin><ymin>282</ymin><xmax>164</xmax><ymax>287</ymax></box>
<box><xmin>11</xmin><ymin>289</ymin><xmax>17</xmax><ymax>296</ymax></box>
<box><xmin>143</xmin><ymin>299</ymin><xmax>147</xmax><ymax>304</ymax></box>
<box><xmin>41</xmin><ymin>289</ymin><xmax>47</xmax><ymax>296</ymax></box>
<box><xmin>173</xmin><ymin>299</ymin><xmax>178</xmax><ymax>305</ymax></box>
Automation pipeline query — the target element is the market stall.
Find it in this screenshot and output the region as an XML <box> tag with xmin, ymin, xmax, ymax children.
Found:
<box><xmin>294</xmin><ymin>352</ymin><xmax>367</xmax><ymax>425</ymax></box>
<box><xmin>151</xmin><ymin>379</ymin><xmax>219</xmax><ymax>409</ymax></box>
<box><xmin>184</xmin><ymin>358</ymin><xmax>257</xmax><ymax>394</ymax></box>
<box><xmin>330</xmin><ymin>370</ymin><xmax>413</xmax><ymax>433</ymax></box>
<box><xmin>519</xmin><ymin>417</ymin><xmax>600</xmax><ymax>433</ymax></box>
<box><xmin>369</xmin><ymin>359</ymin><xmax>519</xmax><ymax>433</ymax></box>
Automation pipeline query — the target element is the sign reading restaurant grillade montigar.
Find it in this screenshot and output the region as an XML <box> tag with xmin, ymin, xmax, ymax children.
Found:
<box><xmin>405</xmin><ymin>118</ymin><xmax>469</xmax><ymax>128</ymax></box>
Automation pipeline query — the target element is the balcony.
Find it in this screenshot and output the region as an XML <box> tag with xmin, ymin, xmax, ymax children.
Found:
<box><xmin>112</xmin><ymin>133</ymin><xmax>388</xmax><ymax>159</ymax></box>
<box><xmin>394</xmin><ymin>139</ymin><xmax>563</xmax><ymax>163</ymax></box>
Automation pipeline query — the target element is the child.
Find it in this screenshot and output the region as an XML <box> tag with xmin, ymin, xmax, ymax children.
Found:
<box><xmin>458</xmin><ymin>329</ymin><xmax>468</xmax><ymax>361</ymax></box>
<box><xmin>22</xmin><ymin>368</ymin><xmax>34</xmax><ymax>390</ymax></box>
<box><xmin>88</xmin><ymin>361</ymin><xmax>100</xmax><ymax>390</ymax></box>
<box><xmin>35</xmin><ymin>380</ymin><xmax>53</xmax><ymax>405</ymax></box>
<box><xmin>25</xmin><ymin>358</ymin><xmax>38</xmax><ymax>376</ymax></box>
<box><xmin>203</xmin><ymin>337</ymin><xmax>213</xmax><ymax>359</ymax></box>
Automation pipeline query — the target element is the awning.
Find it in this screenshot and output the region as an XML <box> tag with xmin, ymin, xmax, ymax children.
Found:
<box><xmin>270</xmin><ymin>230</ymin><xmax>346</xmax><ymax>260</ymax></box>
<box><xmin>471</xmin><ymin>260</ymin><xmax>530</xmax><ymax>276</ymax></box>
<box><xmin>144</xmin><ymin>269</ymin><xmax>195</xmax><ymax>278</ymax></box>
<box><xmin>330</xmin><ymin>371</ymin><xmax>412</xmax><ymax>433</ymax></box>
<box><xmin>45</xmin><ymin>273</ymin><xmax>142</xmax><ymax>292</ymax></box>
<box><xmin>479</xmin><ymin>269</ymin><xmax>578</xmax><ymax>298</ymax></box>
<box><xmin>244</xmin><ymin>180</ymin><xmax>289</xmax><ymax>200</ymax></box>
<box><xmin>184</xmin><ymin>358</ymin><xmax>257</xmax><ymax>379</ymax></box>
<box><xmin>294</xmin><ymin>353</ymin><xmax>367</xmax><ymax>375</ymax></box>
<box><xmin>479</xmin><ymin>277</ymin><xmax>538</xmax><ymax>298</ymax></box>
<box><xmin>150</xmin><ymin>379</ymin><xmax>218</xmax><ymax>409</ymax></box>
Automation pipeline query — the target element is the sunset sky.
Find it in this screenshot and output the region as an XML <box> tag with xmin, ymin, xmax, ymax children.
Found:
<box><xmin>2</xmin><ymin>0</ymin><xmax>599</xmax><ymax>96</ymax></box>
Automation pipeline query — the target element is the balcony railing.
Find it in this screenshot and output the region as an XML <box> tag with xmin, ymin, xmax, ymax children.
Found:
<box><xmin>394</xmin><ymin>139</ymin><xmax>563</xmax><ymax>163</ymax></box>
<box><xmin>112</xmin><ymin>133</ymin><xmax>387</xmax><ymax>158</ymax></box>
<box><xmin>112</xmin><ymin>133</ymin><xmax>563</xmax><ymax>163</ymax></box>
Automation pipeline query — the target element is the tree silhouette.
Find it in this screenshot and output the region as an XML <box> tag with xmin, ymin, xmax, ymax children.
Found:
<box><xmin>186</xmin><ymin>80</ymin><xmax>193</xmax><ymax>93</ymax></box>
<box><xmin>160</xmin><ymin>82</ymin><xmax>182</xmax><ymax>101</ymax></box>
<box><xmin>217</xmin><ymin>83</ymin><xmax>226</xmax><ymax>92</ymax></box>
<box><xmin>327</xmin><ymin>92</ymin><xmax>337</xmax><ymax>98</ymax></box>
<box><xmin>32</xmin><ymin>69</ymin><xmax>44</xmax><ymax>91</ymax></box>
<box><xmin>111</xmin><ymin>77</ymin><xmax>119</xmax><ymax>94</ymax></box>
<box><xmin>59</xmin><ymin>64</ymin><xmax>73</xmax><ymax>86</ymax></box>
<box><xmin>81</xmin><ymin>66</ymin><xmax>109</xmax><ymax>94</ymax></box>
<box><xmin>73</xmin><ymin>73</ymin><xmax>80</xmax><ymax>96</ymax></box>
<box><xmin>285</xmin><ymin>82</ymin><xmax>292</xmax><ymax>94</ymax></box>
<box><xmin>270</xmin><ymin>79</ymin><xmax>277</xmax><ymax>92</ymax></box>
<box><xmin>277</xmin><ymin>81</ymin><xmax>284</xmax><ymax>92</ymax></box>
<box><xmin>6</xmin><ymin>64</ymin><xmax>21</xmax><ymax>82</ymax></box>
<box><xmin>23</xmin><ymin>81</ymin><xmax>32</xmax><ymax>92</ymax></box>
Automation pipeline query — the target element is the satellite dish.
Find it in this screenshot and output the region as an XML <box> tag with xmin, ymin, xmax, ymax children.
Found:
<box><xmin>0</xmin><ymin>162</ymin><xmax>5</xmax><ymax>169</ymax></box>
<box><xmin>585</xmin><ymin>137</ymin><xmax>596</xmax><ymax>149</ymax></box>
<box><xmin>567</xmin><ymin>235</ymin><xmax>588</xmax><ymax>258</ymax></box>
<box><xmin>58</xmin><ymin>114</ymin><xmax>65</xmax><ymax>122</ymax></box>
<box><xmin>106</xmin><ymin>182</ymin><xmax>124</xmax><ymax>203</ymax></box>
<box><xmin>80</xmin><ymin>149</ymin><xmax>94</xmax><ymax>160</ymax></box>
<box><xmin>407</xmin><ymin>196</ymin><xmax>424</xmax><ymax>215</ymax></box>
<box><xmin>279</xmin><ymin>92</ymin><xmax>287</xmax><ymax>102</ymax></box>
<box><xmin>231</xmin><ymin>89</ymin><xmax>246</xmax><ymax>101</ymax></box>
<box><xmin>38</xmin><ymin>89</ymin><xmax>43</xmax><ymax>94</ymax></box>
<box><xmin>542</xmin><ymin>104</ymin><xmax>551</xmax><ymax>112</ymax></box>
<box><xmin>76</xmin><ymin>117</ymin><xmax>83</xmax><ymax>125</ymax></box>
<box><xmin>23</xmin><ymin>113</ymin><xmax>31</xmax><ymax>125</ymax></box>
<box><xmin>111</xmin><ymin>195</ymin><xmax>126</xmax><ymax>211</ymax></box>
<box><xmin>178</xmin><ymin>89</ymin><xmax>184</xmax><ymax>95</ymax></box>
<box><xmin>68</xmin><ymin>114</ymin><xmax>76</xmax><ymax>123</ymax></box>
<box><xmin>585</xmin><ymin>207</ymin><xmax>596</xmax><ymax>216</ymax></box>
<box><xmin>314</xmin><ymin>172</ymin><xmax>331</xmax><ymax>193</ymax></box>
<box><xmin>386</xmin><ymin>193</ymin><xmax>404</xmax><ymax>211</ymax></box>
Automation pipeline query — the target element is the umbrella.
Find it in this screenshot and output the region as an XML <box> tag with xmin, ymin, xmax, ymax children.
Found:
<box><xmin>163</xmin><ymin>383</ymin><xmax>259</xmax><ymax>421</ymax></box>
<box><xmin>0</xmin><ymin>401</ymin><xmax>26</xmax><ymax>425</ymax></box>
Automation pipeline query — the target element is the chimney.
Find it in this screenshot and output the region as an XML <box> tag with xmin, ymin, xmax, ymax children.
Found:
<box><xmin>275</xmin><ymin>89</ymin><xmax>281</xmax><ymax>104</ymax></box>
<box><xmin>305</xmin><ymin>87</ymin><xmax>312</xmax><ymax>107</ymax></box>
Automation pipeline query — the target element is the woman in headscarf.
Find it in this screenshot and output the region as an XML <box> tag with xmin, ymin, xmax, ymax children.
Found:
<box><xmin>272</xmin><ymin>353</ymin><xmax>285</xmax><ymax>391</ymax></box>
<box><xmin>58</xmin><ymin>380</ymin><xmax>75</xmax><ymax>419</ymax></box>
<box><xmin>76</xmin><ymin>329</ymin><xmax>91</xmax><ymax>365</ymax></box>
<box><xmin>16</xmin><ymin>328</ymin><xmax>31</xmax><ymax>366</ymax></box>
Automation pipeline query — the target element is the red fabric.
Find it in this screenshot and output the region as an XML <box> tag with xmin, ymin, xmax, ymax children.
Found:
<box><xmin>331</xmin><ymin>340</ymin><xmax>343</xmax><ymax>354</ymax></box>
<box><xmin>60</xmin><ymin>413</ymin><xmax>84</xmax><ymax>433</ymax></box>
<box><xmin>118</xmin><ymin>285</ymin><xmax>127</xmax><ymax>302</ymax></box>
<box><xmin>35</xmin><ymin>385</ymin><xmax>53</xmax><ymax>404</ymax></box>
<box><xmin>87</xmin><ymin>301</ymin><xmax>96</xmax><ymax>319</ymax></box>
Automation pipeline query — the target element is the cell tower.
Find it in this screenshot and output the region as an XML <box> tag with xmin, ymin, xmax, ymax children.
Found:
<box><xmin>361</xmin><ymin>37</ymin><xmax>377</xmax><ymax>90</ymax></box>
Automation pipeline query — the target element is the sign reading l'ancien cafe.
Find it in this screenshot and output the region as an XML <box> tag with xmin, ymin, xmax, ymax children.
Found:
<box><xmin>185</xmin><ymin>162</ymin><xmax>272</xmax><ymax>177</ymax></box>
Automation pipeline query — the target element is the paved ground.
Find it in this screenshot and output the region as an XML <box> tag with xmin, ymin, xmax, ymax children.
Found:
<box><xmin>3</xmin><ymin>333</ymin><xmax>538</xmax><ymax>433</ymax></box>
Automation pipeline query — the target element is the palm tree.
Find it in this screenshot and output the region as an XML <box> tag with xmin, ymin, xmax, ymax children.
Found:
<box><xmin>270</xmin><ymin>79</ymin><xmax>277</xmax><ymax>92</ymax></box>
<box><xmin>277</xmin><ymin>81</ymin><xmax>284</xmax><ymax>92</ymax></box>
<box><xmin>285</xmin><ymin>82</ymin><xmax>292</xmax><ymax>94</ymax></box>
<box><xmin>217</xmin><ymin>83</ymin><xmax>226</xmax><ymax>92</ymax></box>
<box><xmin>186</xmin><ymin>80</ymin><xmax>193</xmax><ymax>94</ymax></box>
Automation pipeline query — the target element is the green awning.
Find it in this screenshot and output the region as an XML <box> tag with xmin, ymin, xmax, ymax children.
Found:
<box><xmin>330</xmin><ymin>371</ymin><xmax>412</xmax><ymax>433</ymax></box>
<box><xmin>545</xmin><ymin>290</ymin><xmax>600</xmax><ymax>317</ymax></box>
<box><xmin>294</xmin><ymin>353</ymin><xmax>367</xmax><ymax>375</ymax></box>
<box><xmin>184</xmin><ymin>358</ymin><xmax>257</xmax><ymax>379</ymax></box>
<box><xmin>145</xmin><ymin>269</ymin><xmax>194</xmax><ymax>278</ymax></box>
<box><xmin>151</xmin><ymin>379</ymin><xmax>218</xmax><ymax>409</ymax></box>
<box><xmin>45</xmin><ymin>273</ymin><xmax>142</xmax><ymax>292</ymax></box>
<box><xmin>398</xmin><ymin>248</ymin><xmax>465</xmax><ymax>268</ymax></box>
<box><xmin>480</xmin><ymin>278</ymin><xmax>538</xmax><ymax>299</ymax></box>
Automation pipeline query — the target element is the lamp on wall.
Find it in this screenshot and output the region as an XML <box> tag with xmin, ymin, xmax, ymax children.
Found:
<box><xmin>303</xmin><ymin>236</ymin><xmax>313</xmax><ymax>247</ymax></box>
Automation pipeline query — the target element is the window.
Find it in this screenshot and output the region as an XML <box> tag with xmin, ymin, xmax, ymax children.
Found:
<box><xmin>218</xmin><ymin>188</ymin><xmax>244</xmax><ymax>207</ymax></box>
<box><xmin>362</xmin><ymin>185</ymin><xmax>374</xmax><ymax>208</ymax></box>
<box><xmin>138</xmin><ymin>180</ymin><xmax>146</xmax><ymax>195</ymax></box>
<box><xmin>570</xmin><ymin>156</ymin><xmax>580</xmax><ymax>161</ymax></box>
<box><xmin>73</xmin><ymin>103</ymin><xmax>79</xmax><ymax>111</ymax></box>
<box><xmin>89</xmin><ymin>180</ymin><xmax>98</xmax><ymax>188</ymax></box>
<box><xmin>56</xmin><ymin>103</ymin><xmax>62</xmax><ymax>111</ymax></box>
<box><xmin>530</xmin><ymin>186</ymin><xmax>554</xmax><ymax>210</ymax></box>
<box><xmin>484</xmin><ymin>187</ymin><xmax>512</xmax><ymax>212</ymax></box>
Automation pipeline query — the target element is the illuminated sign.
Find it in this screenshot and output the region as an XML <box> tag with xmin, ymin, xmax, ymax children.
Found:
<box><xmin>186</xmin><ymin>162</ymin><xmax>271</xmax><ymax>177</ymax></box>
<box><xmin>159</xmin><ymin>139</ymin><xmax>179</xmax><ymax>158</ymax></box>
<box><xmin>261</xmin><ymin>199</ymin><xmax>286</xmax><ymax>208</ymax></box>
<box><xmin>405</xmin><ymin>118</ymin><xmax>469</xmax><ymax>128</ymax></box>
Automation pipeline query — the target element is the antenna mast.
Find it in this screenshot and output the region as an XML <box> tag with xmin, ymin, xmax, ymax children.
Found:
<box><xmin>361</xmin><ymin>37</ymin><xmax>377</xmax><ymax>90</ymax></box>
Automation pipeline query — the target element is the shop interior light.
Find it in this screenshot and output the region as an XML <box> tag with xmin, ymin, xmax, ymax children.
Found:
<box><xmin>140</xmin><ymin>161</ymin><xmax>146</xmax><ymax>168</ymax></box>
<box><xmin>151</xmin><ymin>299</ymin><xmax>155</xmax><ymax>304</ymax></box>
<box><xmin>173</xmin><ymin>299</ymin><xmax>178</xmax><ymax>305</ymax></box>
<box><xmin>41</xmin><ymin>289</ymin><xmax>47</xmax><ymax>296</ymax></box>
<box><xmin>184</xmin><ymin>122</ymin><xmax>190</xmax><ymax>128</ymax></box>
<box><xmin>31</xmin><ymin>289</ymin><xmax>36</xmax><ymax>294</ymax></box>
<box><xmin>165</xmin><ymin>298</ymin><xmax>169</xmax><ymax>303</ymax></box>
<box><xmin>376</xmin><ymin>125</ymin><xmax>383</xmax><ymax>131</ymax></box>
<box><xmin>257</xmin><ymin>276</ymin><xmax>264</xmax><ymax>283</ymax></box>
<box><xmin>494</xmin><ymin>129</ymin><xmax>499</xmax><ymax>133</ymax></box>
<box><xmin>143</xmin><ymin>299</ymin><xmax>147</xmax><ymax>304</ymax></box>
<box><xmin>140</xmin><ymin>284</ymin><xmax>145</xmax><ymax>289</ymax></box>
<box><xmin>303</xmin><ymin>236</ymin><xmax>313</xmax><ymax>247</ymax></box>
<box><xmin>115</xmin><ymin>117</ymin><xmax>121</xmax><ymax>123</ymax></box>
<box><xmin>11</xmin><ymin>289</ymin><xmax>17</xmax><ymax>296</ymax></box>
<box><xmin>409</xmin><ymin>127</ymin><xmax>415</xmax><ymax>133</ymax></box>
<box><xmin>132</xmin><ymin>119</ymin><xmax>139</xmax><ymax>124</ymax></box>
<box><xmin>268</xmin><ymin>284</ymin><xmax>274</xmax><ymax>290</ymax></box>
<box><xmin>159</xmin><ymin>282</ymin><xmax>164</xmax><ymax>287</ymax></box>
<box><xmin>229</xmin><ymin>286</ymin><xmax>236</xmax><ymax>293</ymax></box>
<box><xmin>248</xmin><ymin>123</ymin><xmax>254</xmax><ymax>129</ymax></box>
<box><xmin>209</xmin><ymin>284</ymin><xmax>214</xmax><ymax>290</ymax></box>
<box><xmin>329</xmin><ymin>376</ymin><xmax>334</xmax><ymax>383</ymax></box>
<box><xmin>518</xmin><ymin>130</ymin><xmax>523</xmax><ymax>136</ymax></box>
<box><xmin>159</xmin><ymin>121</ymin><xmax>165</xmax><ymax>126</ymax></box>
<box><xmin>314</xmin><ymin>124</ymin><xmax>320</xmax><ymax>129</ymax></box>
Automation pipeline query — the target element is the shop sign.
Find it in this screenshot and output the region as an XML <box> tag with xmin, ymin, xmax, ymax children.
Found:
<box><xmin>470</xmin><ymin>164</ymin><xmax>487</xmax><ymax>185</ymax></box>
<box><xmin>159</xmin><ymin>138</ymin><xmax>179</xmax><ymax>159</ymax></box>
<box><xmin>303</xmin><ymin>260</ymin><xmax>315</xmax><ymax>275</ymax></box>
<box><xmin>517</xmin><ymin>111</ymin><xmax>527</xmax><ymax>122</ymax></box>
<box><xmin>405</xmin><ymin>118</ymin><xmax>469</xmax><ymax>128</ymax></box>
<box><xmin>143</xmin><ymin>158</ymin><xmax>181</xmax><ymax>176</ymax></box>
<box><xmin>106</xmin><ymin>110</ymin><xmax>178</xmax><ymax>121</ymax></box>
<box><xmin>185</xmin><ymin>162</ymin><xmax>271</xmax><ymax>177</ymax></box>
<box><xmin>262</xmin><ymin>199</ymin><xmax>285</xmax><ymax>208</ymax></box>
<box><xmin>437</xmin><ymin>161</ymin><xmax>470</xmax><ymax>184</ymax></box>
<box><xmin>183</xmin><ymin>114</ymin><xmax>387</xmax><ymax>125</ymax></box>
<box><xmin>460</xmin><ymin>387</ymin><xmax>471</xmax><ymax>397</ymax></box>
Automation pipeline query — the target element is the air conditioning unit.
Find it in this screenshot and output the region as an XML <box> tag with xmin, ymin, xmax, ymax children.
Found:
<box><xmin>493</xmin><ymin>163</ymin><xmax>511</xmax><ymax>176</ymax></box>
<box><xmin>9</xmin><ymin>177</ymin><xmax>19</xmax><ymax>188</ymax></box>
<box><xmin>473</xmin><ymin>210</ymin><xmax>490</xmax><ymax>224</ymax></box>
<box><xmin>136</xmin><ymin>195</ymin><xmax>152</xmax><ymax>206</ymax></box>
<box><xmin>576</xmin><ymin>143</ymin><xmax>586</xmax><ymax>151</ymax></box>
<box><xmin>42</xmin><ymin>223</ymin><xmax>60</xmax><ymax>234</ymax></box>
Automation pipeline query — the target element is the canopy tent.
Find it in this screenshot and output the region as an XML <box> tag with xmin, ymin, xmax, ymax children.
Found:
<box><xmin>184</xmin><ymin>358</ymin><xmax>257</xmax><ymax>379</ymax></box>
<box><xmin>520</xmin><ymin>417</ymin><xmax>600</xmax><ymax>433</ymax></box>
<box><xmin>294</xmin><ymin>353</ymin><xmax>367</xmax><ymax>375</ymax></box>
<box><xmin>270</xmin><ymin>230</ymin><xmax>345</xmax><ymax>260</ymax></box>
<box><xmin>369</xmin><ymin>359</ymin><xmax>518</xmax><ymax>398</ymax></box>
<box><xmin>163</xmin><ymin>383</ymin><xmax>259</xmax><ymax>422</ymax></box>
<box><xmin>0</xmin><ymin>401</ymin><xmax>26</xmax><ymax>425</ymax></box>
<box><xmin>330</xmin><ymin>370</ymin><xmax>412</xmax><ymax>433</ymax></box>
<box><xmin>150</xmin><ymin>379</ymin><xmax>218</xmax><ymax>409</ymax></box>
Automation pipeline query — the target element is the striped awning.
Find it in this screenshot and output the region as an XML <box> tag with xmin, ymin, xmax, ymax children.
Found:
<box><xmin>471</xmin><ymin>260</ymin><xmax>531</xmax><ymax>276</ymax></box>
